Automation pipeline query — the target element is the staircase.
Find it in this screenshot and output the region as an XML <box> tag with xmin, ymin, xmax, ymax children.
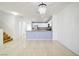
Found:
<box><xmin>3</xmin><ymin>32</ymin><xmax>13</xmax><ymax>44</ymax></box>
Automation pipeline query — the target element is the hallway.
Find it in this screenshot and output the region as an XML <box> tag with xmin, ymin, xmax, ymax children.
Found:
<box><xmin>0</xmin><ymin>2</ymin><xmax>79</xmax><ymax>56</ymax></box>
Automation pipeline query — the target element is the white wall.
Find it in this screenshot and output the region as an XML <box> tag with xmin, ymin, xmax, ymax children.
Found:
<box><xmin>0</xmin><ymin>29</ymin><xmax>3</xmax><ymax>46</ymax></box>
<box><xmin>14</xmin><ymin>16</ymin><xmax>28</xmax><ymax>40</ymax></box>
<box><xmin>53</xmin><ymin>3</ymin><xmax>79</xmax><ymax>55</ymax></box>
<box><xmin>26</xmin><ymin>20</ymin><xmax>32</xmax><ymax>31</ymax></box>
<box><xmin>0</xmin><ymin>12</ymin><xmax>16</xmax><ymax>40</ymax></box>
<box><xmin>0</xmin><ymin>12</ymin><xmax>27</xmax><ymax>40</ymax></box>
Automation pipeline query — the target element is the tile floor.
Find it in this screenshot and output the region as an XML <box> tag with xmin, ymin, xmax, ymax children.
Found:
<box><xmin>0</xmin><ymin>39</ymin><xmax>77</xmax><ymax>56</ymax></box>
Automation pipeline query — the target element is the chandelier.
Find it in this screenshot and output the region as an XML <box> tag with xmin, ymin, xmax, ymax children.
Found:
<box><xmin>38</xmin><ymin>2</ymin><xmax>47</xmax><ymax>15</ymax></box>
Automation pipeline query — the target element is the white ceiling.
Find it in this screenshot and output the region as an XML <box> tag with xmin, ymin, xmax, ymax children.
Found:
<box><xmin>0</xmin><ymin>2</ymin><xmax>71</xmax><ymax>22</ymax></box>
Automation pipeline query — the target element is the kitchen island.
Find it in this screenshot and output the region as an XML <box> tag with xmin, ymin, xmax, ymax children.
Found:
<box><xmin>26</xmin><ymin>30</ymin><xmax>52</xmax><ymax>40</ymax></box>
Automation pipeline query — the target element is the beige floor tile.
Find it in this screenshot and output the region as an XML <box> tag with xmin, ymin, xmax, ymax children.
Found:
<box><xmin>0</xmin><ymin>40</ymin><xmax>77</xmax><ymax>56</ymax></box>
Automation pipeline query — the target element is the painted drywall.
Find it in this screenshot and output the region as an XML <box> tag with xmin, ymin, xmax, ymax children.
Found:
<box><xmin>0</xmin><ymin>12</ymin><xmax>17</xmax><ymax>40</ymax></box>
<box><xmin>0</xmin><ymin>12</ymin><xmax>26</xmax><ymax>40</ymax></box>
<box><xmin>14</xmin><ymin>16</ymin><xmax>23</xmax><ymax>40</ymax></box>
<box><xmin>0</xmin><ymin>29</ymin><xmax>3</xmax><ymax>46</ymax></box>
<box><xmin>53</xmin><ymin>3</ymin><xmax>79</xmax><ymax>55</ymax></box>
<box><xmin>26</xmin><ymin>20</ymin><xmax>32</xmax><ymax>31</ymax></box>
